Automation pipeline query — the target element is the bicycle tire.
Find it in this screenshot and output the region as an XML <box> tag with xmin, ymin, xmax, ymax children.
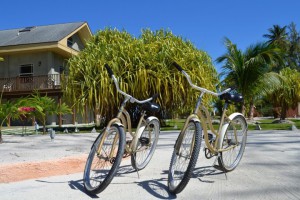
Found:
<box><xmin>131</xmin><ymin>118</ymin><xmax>160</xmax><ymax>170</ymax></box>
<box><xmin>218</xmin><ymin>115</ymin><xmax>247</xmax><ymax>172</ymax></box>
<box><xmin>168</xmin><ymin>121</ymin><xmax>202</xmax><ymax>194</ymax></box>
<box><xmin>83</xmin><ymin>124</ymin><xmax>125</xmax><ymax>194</ymax></box>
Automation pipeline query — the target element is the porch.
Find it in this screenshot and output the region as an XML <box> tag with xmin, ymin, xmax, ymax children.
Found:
<box><xmin>0</xmin><ymin>74</ymin><xmax>61</xmax><ymax>93</ymax></box>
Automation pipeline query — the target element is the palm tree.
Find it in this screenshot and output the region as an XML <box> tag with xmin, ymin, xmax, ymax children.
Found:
<box><xmin>0</xmin><ymin>101</ymin><xmax>21</xmax><ymax>143</ymax></box>
<box><xmin>263</xmin><ymin>24</ymin><xmax>289</xmax><ymax>72</ymax></box>
<box><xmin>286</xmin><ymin>22</ymin><xmax>300</xmax><ymax>71</ymax></box>
<box><xmin>263</xmin><ymin>25</ymin><xmax>288</xmax><ymax>46</ymax></box>
<box><xmin>0</xmin><ymin>88</ymin><xmax>22</xmax><ymax>143</ymax></box>
<box><xmin>23</xmin><ymin>92</ymin><xmax>72</xmax><ymax>134</ymax></box>
<box><xmin>217</xmin><ymin>38</ymin><xmax>282</xmax><ymax>119</ymax></box>
<box><xmin>265</xmin><ymin>68</ymin><xmax>300</xmax><ymax>120</ymax></box>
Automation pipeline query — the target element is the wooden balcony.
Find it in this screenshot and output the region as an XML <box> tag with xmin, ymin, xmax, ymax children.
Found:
<box><xmin>0</xmin><ymin>74</ymin><xmax>62</xmax><ymax>96</ymax></box>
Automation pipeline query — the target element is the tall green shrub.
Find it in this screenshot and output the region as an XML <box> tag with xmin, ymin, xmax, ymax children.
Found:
<box><xmin>66</xmin><ymin>28</ymin><xmax>218</xmax><ymax>122</ymax></box>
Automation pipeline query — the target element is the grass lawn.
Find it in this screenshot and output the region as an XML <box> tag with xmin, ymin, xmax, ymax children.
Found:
<box><xmin>2</xmin><ymin>118</ymin><xmax>299</xmax><ymax>135</ymax></box>
<box><xmin>162</xmin><ymin>118</ymin><xmax>300</xmax><ymax>131</ymax></box>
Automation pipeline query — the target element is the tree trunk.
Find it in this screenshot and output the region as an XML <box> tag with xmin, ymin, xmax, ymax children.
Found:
<box><xmin>248</xmin><ymin>100</ymin><xmax>255</xmax><ymax>120</ymax></box>
<box><xmin>72</xmin><ymin>108</ymin><xmax>76</xmax><ymax>125</ymax></box>
<box><xmin>7</xmin><ymin>116</ymin><xmax>11</xmax><ymax>127</ymax></box>
<box><xmin>241</xmin><ymin>103</ymin><xmax>246</xmax><ymax>116</ymax></box>
<box><xmin>84</xmin><ymin>104</ymin><xmax>88</xmax><ymax>124</ymax></box>
<box><xmin>43</xmin><ymin>118</ymin><xmax>47</xmax><ymax>134</ymax></box>
<box><xmin>58</xmin><ymin>96</ymin><xmax>62</xmax><ymax>127</ymax></box>
<box><xmin>272</xmin><ymin>105</ymin><xmax>280</xmax><ymax>118</ymax></box>
<box><xmin>0</xmin><ymin>130</ymin><xmax>3</xmax><ymax>144</ymax></box>
<box><xmin>280</xmin><ymin>103</ymin><xmax>287</xmax><ymax>120</ymax></box>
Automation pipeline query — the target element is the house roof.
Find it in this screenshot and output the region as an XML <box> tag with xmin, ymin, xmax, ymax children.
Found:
<box><xmin>0</xmin><ymin>22</ymin><xmax>92</xmax><ymax>57</ymax></box>
<box><xmin>0</xmin><ymin>22</ymin><xmax>88</xmax><ymax>47</ymax></box>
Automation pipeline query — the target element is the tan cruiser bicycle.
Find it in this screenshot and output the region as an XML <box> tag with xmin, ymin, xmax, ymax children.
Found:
<box><xmin>83</xmin><ymin>64</ymin><xmax>160</xmax><ymax>194</ymax></box>
<box><xmin>168</xmin><ymin>62</ymin><xmax>247</xmax><ymax>194</ymax></box>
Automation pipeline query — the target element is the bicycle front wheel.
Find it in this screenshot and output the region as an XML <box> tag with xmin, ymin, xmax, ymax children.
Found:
<box><xmin>218</xmin><ymin>115</ymin><xmax>247</xmax><ymax>172</ymax></box>
<box><xmin>131</xmin><ymin>118</ymin><xmax>160</xmax><ymax>170</ymax></box>
<box><xmin>168</xmin><ymin>121</ymin><xmax>202</xmax><ymax>194</ymax></box>
<box><xmin>83</xmin><ymin>124</ymin><xmax>125</xmax><ymax>194</ymax></box>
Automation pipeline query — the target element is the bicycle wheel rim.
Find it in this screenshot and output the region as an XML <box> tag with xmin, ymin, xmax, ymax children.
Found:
<box><xmin>168</xmin><ymin>121</ymin><xmax>201</xmax><ymax>193</ymax></box>
<box><xmin>220</xmin><ymin>116</ymin><xmax>247</xmax><ymax>171</ymax></box>
<box><xmin>84</xmin><ymin>125</ymin><xmax>125</xmax><ymax>193</ymax></box>
<box><xmin>133</xmin><ymin>119</ymin><xmax>159</xmax><ymax>169</ymax></box>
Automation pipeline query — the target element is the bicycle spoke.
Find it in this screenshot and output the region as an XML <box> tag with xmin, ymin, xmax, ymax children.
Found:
<box><xmin>84</xmin><ymin>124</ymin><xmax>125</xmax><ymax>194</ymax></box>
<box><xmin>219</xmin><ymin>116</ymin><xmax>247</xmax><ymax>171</ymax></box>
<box><xmin>132</xmin><ymin>119</ymin><xmax>159</xmax><ymax>170</ymax></box>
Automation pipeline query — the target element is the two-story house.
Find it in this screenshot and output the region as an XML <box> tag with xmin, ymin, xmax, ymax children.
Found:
<box><xmin>0</xmin><ymin>22</ymin><xmax>92</xmax><ymax>126</ymax></box>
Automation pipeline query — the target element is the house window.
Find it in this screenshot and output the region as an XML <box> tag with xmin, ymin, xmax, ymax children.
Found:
<box><xmin>19</xmin><ymin>26</ymin><xmax>36</xmax><ymax>33</ymax></box>
<box><xmin>67</xmin><ymin>37</ymin><xmax>74</xmax><ymax>48</ymax></box>
<box><xmin>20</xmin><ymin>64</ymin><xmax>33</xmax><ymax>83</ymax></box>
<box><xmin>67</xmin><ymin>34</ymin><xmax>84</xmax><ymax>51</ymax></box>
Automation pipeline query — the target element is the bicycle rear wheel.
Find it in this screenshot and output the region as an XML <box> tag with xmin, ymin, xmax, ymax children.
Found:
<box><xmin>168</xmin><ymin>121</ymin><xmax>202</xmax><ymax>194</ymax></box>
<box><xmin>83</xmin><ymin>124</ymin><xmax>125</xmax><ymax>194</ymax></box>
<box><xmin>218</xmin><ymin>115</ymin><xmax>247</xmax><ymax>172</ymax></box>
<box><xmin>131</xmin><ymin>118</ymin><xmax>160</xmax><ymax>170</ymax></box>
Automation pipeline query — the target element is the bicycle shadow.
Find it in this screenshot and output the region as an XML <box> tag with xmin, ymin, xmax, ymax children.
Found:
<box><xmin>35</xmin><ymin>178</ymin><xmax>99</xmax><ymax>198</ymax></box>
<box><xmin>115</xmin><ymin>164</ymin><xmax>176</xmax><ymax>198</ymax></box>
<box><xmin>193</xmin><ymin>165</ymin><xmax>227</xmax><ymax>183</ymax></box>
<box><xmin>68</xmin><ymin>179</ymin><xmax>99</xmax><ymax>199</ymax></box>
<box><xmin>135</xmin><ymin>177</ymin><xmax>176</xmax><ymax>199</ymax></box>
<box><xmin>116</xmin><ymin>164</ymin><xmax>137</xmax><ymax>175</ymax></box>
<box><xmin>66</xmin><ymin>164</ymin><xmax>142</xmax><ymax>198</ymax></box>
<box><xmin>70</xmin><ymin>164</ymin><xmax>176</xmax><ymax>199</ymax></box>
<box><xmin>133</xmin><ymin>166</ymin><xmax>226</xmax><ymax>199</ymax></box>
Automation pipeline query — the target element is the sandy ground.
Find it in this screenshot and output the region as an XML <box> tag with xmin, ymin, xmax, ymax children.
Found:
<box><xmin>0</xmin><ymin>154</ymin><xmax>87</xmax><ymax>183</ymax></box>
<box><xmin>0</xmin><ymin>133</ymin><xmax>96</xmax><ymax>183</ymax></box>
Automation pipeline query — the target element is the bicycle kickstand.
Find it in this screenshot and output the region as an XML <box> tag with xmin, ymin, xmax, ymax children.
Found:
<box><xmin>212</xmin><ymin>153</ymin><xmax>228</xmax><ymax>180</ymax></box>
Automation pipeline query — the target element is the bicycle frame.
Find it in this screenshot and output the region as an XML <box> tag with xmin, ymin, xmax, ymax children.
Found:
<box><xmin>97</xmin><ymin>98</ymin><xmax>158</xmax><ymax>158</ymax></box>
<box><xmin>118</xmin><ymin>108</ymin><xmax>148</xmax><ymax>154</ymax></box>
<box><xmin>96</xmin><ymin>64</ymin><xmax>158</xmax><ymax>158</ymax></box>
<box><xmin>173</xmin><ymin>62</ymin><xmax>242</xmax><ymax>156</ymax></box>
<box><xmin>175</xmin><ymin>91</ymin><xmax>243</xmax><ymax>157</ymax></box>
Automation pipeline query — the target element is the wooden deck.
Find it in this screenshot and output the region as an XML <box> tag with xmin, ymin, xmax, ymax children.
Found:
<box><xmin>0</xmin><ymin>74</ymin><xmax>61</xmax><ymax>93</ymax></box>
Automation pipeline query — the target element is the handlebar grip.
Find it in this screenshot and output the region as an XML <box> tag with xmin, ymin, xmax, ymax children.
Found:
<box><xmin>104</xmin><ymin>64</ymin><xmax>114</xmax><ymax>78</ymax></box>
<box><xmin>172</xmin><ymin>62</ymin><xmax>183</xmax><ymax>72</ymax></box>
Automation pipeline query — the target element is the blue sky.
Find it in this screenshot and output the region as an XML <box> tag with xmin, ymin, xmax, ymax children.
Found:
<box><xmin>1</xmin><ymin>0</ymin><xmax>300</xmax><ymax>72</ymax></box>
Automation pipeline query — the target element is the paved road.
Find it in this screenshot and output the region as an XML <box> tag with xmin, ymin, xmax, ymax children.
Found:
<box><xmin>0</xmin><ymin>130</ymin><xmax>300</xmax><ymax>200</ymax></box>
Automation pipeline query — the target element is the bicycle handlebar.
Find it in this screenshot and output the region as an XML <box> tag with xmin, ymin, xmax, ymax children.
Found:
<box><xmin>104</xmin><ymin>64</ymin><xmax>156</xmax><ymax>104</ymax></box>
<box><xmin>173</xmin><ymin>62</ymin><xmax>183</xmax><ymax>72</ymax></box>
<box><xmin>172</xmin><ymin>62</ymin><xmax>231</xmax><ymax>96</ymax></box>
<box><xmin>104</xmin><ymin>63</ymin><xmax>114</xmax><ymax>78</ymax></box>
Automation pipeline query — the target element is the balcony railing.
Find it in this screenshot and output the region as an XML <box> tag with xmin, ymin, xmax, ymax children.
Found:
<box><xmin>0</xmin><ymin>74</ymin><xmax>61</xmax><ymax>92</ymax></box>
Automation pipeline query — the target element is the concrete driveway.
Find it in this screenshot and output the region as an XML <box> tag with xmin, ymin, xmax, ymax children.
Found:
<box><xmin>0</xmin><ymin>130</ymin><xmax>300</xmax><ymax>200</ymax></box>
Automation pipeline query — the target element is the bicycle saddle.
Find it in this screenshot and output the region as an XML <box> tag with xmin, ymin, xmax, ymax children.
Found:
<box><xmin>220</xmin><ymin>92</ymin><xmax>243</xmax><ymax>103</ymax></box>
<box><xmin>141</xmin><ymin>102</ymin><xmax>160</xmax><ymax>113</ymax></box>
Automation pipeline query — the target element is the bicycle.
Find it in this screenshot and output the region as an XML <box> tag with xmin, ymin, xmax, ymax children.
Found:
<box><xmin>83</xmin><ymin>64</ymin><xmax>161</xmax><ymax>194</ymax></box>
<box><xmin>168</xmin><ymin>62</ymin><xmax>247</xmax><ymax>194</ymax></box>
